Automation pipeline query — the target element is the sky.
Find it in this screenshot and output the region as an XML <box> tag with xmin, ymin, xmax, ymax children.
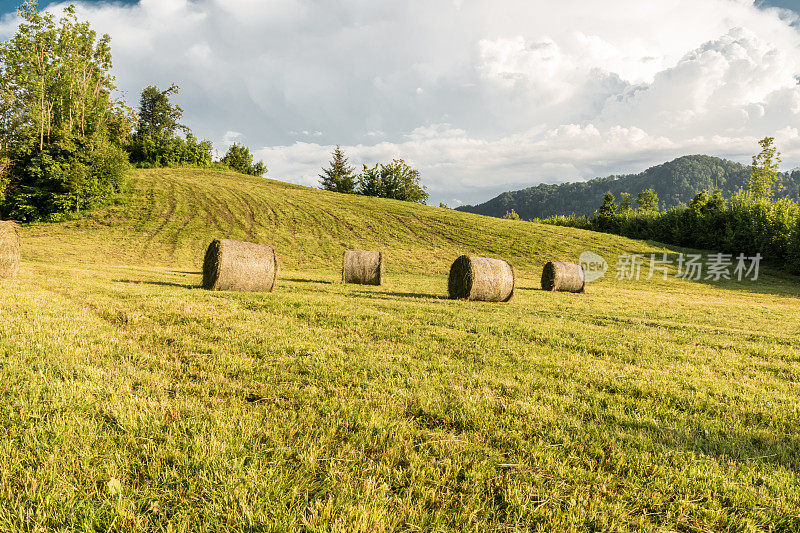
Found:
<box><xmin>2</xmin><ymin>0</ymin><xmax>800</xmax><ymax>205</ymax></box>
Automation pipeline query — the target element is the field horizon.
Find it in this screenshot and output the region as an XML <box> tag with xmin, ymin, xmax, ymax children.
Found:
<box><xmin>3</xmin><ymin>168</ymin><xmax>800</xmax><ymax>531</ymax></box>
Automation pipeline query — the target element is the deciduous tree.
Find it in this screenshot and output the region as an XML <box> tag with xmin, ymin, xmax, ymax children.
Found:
<box><xmin>0</xmin><ymin>1</ymin><xmax>131</xmax><ymax>220</ymax></box>
<box><xmin>221</xmin><ymin>143</ymin><xmax>267</xmax><ymax>176</ymax></box>
<box><xmin>748</xmin><ymin>136</ymin><xmax>782</xmax><ymax>201</ymax></box>
<box><xmin>618</xmin><ymin>192</ymin><xmax>632</xmax><ymax>211</ymax></box>
<box><xmin>636</xmin><ymin>189</ymin><xmax>659</xmax><ymax>212</ymax></box>
<box><xmin>357</xmin><ymin>159</ymin><xmax>428</xmax><ymax>204</ymax></box>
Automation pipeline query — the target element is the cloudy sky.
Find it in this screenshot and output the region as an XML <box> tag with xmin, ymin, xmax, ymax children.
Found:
<box><xmin>2</xmin><ymin>0</ymin><xmax>800</xmax><ymax>205</ymax></box>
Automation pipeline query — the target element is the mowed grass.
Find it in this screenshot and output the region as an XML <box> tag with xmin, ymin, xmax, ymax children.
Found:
<box><xmin>20</xmin><ymin>168</ymin><xmax>667</xmax><ymax>273</ymax></box>
<box><xmin>2</xmin><ymin>168</ymin><xmax>800</xmax><ymax>531</ymax></box>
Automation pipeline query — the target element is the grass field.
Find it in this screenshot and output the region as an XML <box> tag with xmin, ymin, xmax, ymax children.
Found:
<box><xmin>3</xmin><ymin>168</ymin><xmax>800</xmax><ymax>531</ymax></box>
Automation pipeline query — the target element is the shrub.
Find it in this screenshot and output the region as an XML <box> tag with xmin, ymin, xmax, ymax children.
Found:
<box><xmin>543</xmin><ymin>189</ymin><xmax>800</xmax><ymax>274</ymax></box>
<box><xmin>221</xmin><ymin>143</ymin><xmax>266</xmax><ymax>176</ymax></box>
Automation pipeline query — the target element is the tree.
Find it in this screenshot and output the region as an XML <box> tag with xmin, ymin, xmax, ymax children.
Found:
<box><xmin>221</xmin><ymin>143</ymin><xmax>267</xmax><ymax>176</ymax></box>
<box><xmin>356</xmin><ymin>159</ymin><xmax>428</xmax><ymax>204</ymax></box>
<box><xmin>319</xmin><ymin>145</ymin><xmax>355</xmax><ymax>193</ymax></box>
<box><xmin>706</xmin><ymin>188</ymin><xmax>726</xmax><ymax>214</ymax></box>
<box><xmin>502</xmin><ymin>209</ymin><xmax>520</xmax><ymax>220</ymax></box>
<box><xmin>376</xmin><ymin>159</ymin><xmax>428</xmax><ymax>204</ymax></box>
<box><xmin>0</xmin><ymin>1</ymin><xmax>131</xmax><ymax>220</ymax></box>
<box><xmin>636</xmin><ymin>189</ymin><xmax>659</xmax><ymax>212</ymax></box>
<box><xmin>0</xmin><ymin>157</ymin><xmax>9</xmax><ymax>206</ymax></box>
<box><xmin>687</xmin><ymin>189</ymin><xmax>710</xmax><ymax>214</ymax></box>
<box><xmin>129</xmin><ymin>84</ymin><xmax>212</xmax><ymax>168</ymax></box>
<box><xmin>598</xmin><ymin>192</ymin><xmax>617</xmax><ymax>217</ymax></box>
<box><xmin>618</xmin><ymin>192</ymin><xmax>632</xmax><ymax>212</ymax></box>
<box><xmin>748</xmin><ymin>136</ymin><xmax>782</xmax><ymax>201</ymax></box>
<box><xmin>358</xmin><ymin>163</ymin><xmax>382</xmax><ymax>197</ymax></box>
<box><xmin>135</xmin><ymin>84</ymin><xmax>185</xmax><ymax>138</ymax></box>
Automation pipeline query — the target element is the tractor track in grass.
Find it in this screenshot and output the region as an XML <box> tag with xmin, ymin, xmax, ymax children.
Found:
<box><xmin>236</xmin><ymin>189</ymin><xmax>280</xmax><ymax>243</ymax></box>
<box><xmin>409</xmin><ymin>213</ymin><xmax>477</xmax><ymax>248</ymax></box>
<box><xmin>317</xmin><ymin>206</ymin><xmax>365</xmax><ymax>240</ymax></box>
<box><xmin>142</xmin><ymin>180</ymin><xmax>178</xmax><ymax>250</ymax></box>
<box><xmin>237</xmin><ymin>189</ymin><xmax>261</xmax><ymax>241</ymax></box>
<box><xmin>389</xmin><ymin>212</ymin><xmax>431</xmax><ymax>244</ymax></box>
<box><xmin>191</xmin><ymin>186</ymin><xmax>232</xmax><ymax>237</ymax></box>
<box><xmin>170</xmin><ymin>183</ymin><xmax>203</xmax><ymax>256</ymax></box>
<box><xmin>133</xmin><ymin>181</ymin><xmax>159</xmax><ymax>233</ymax></box>
<box><xmin>213</xmin><ymin>183</ymin><xmax>260</xmax><ymax>241</ymax></box>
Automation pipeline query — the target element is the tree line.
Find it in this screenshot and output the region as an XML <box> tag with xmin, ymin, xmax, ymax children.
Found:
<box><xmin>318</xmin><ymin>146</ymin><xmax>428</xmax><ymax>204</ymax></box>
<box><xmin>456</xmin><ymin>154</ymin><xmax>800</xmax><ymax>220</ymax></box>
<box><xmin>0</xmin><ymin>2</ymin><xmax>266</xmax><ymax>222</ymax></box>
<box><xmin>542</xmin><ymin>137</ymin><xmax>800</xmax><ymax>274</ymax></box>
<box><xmin>0</xmin><ymin>2</ymin><xmax>430</xmax><ymax>222</ymax></box>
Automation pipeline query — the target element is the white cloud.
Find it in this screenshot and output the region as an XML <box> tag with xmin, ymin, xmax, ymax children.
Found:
<box><xmin>221</xmin><ymin>131</ymin><xmax>243</xmax><ymax>146</ymax></box>
<box><xmin>1</xmin><ymin>0</ymin><xmax>799</xmax><ymax>204</ymax></box>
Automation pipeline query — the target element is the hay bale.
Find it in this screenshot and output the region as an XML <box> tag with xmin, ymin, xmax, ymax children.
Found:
<box><xmin>342</xmin><ymin>250</ymin><xmax>383</xmax><ymax>285</ymax></box>
<box><xmin>0</xmin><ymin>221</ymin><xmax>20</xmax><ymax>280</ymax></box>
<box><xmin>202</xmin><ymin>238</ymin><xmax>278</xmax><ymax>292</ymax></box>
<box><xmin>541</xmin><ymin>261</ymin><xmax>585</xmax><ymax>292</ymax></box>
<box><xmin>448</xmin><ymin>255</ymin><xmax>515</xmax><ymax>302</ymax></box>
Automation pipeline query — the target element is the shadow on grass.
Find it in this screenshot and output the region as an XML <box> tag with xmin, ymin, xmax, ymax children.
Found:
<box><xmin>170</xmin><ymin>270</ymin><xmax>201</xmax><ymax>275</ymax></box>
<box><xmin>619</xmin><ymin>247</ymin><xmax>800</xmax><ymax>299</ymax></box>
<box><xmin>607</xmin><ymin>410</ymin><xmax>800</xmax><ymax>471</ymax></box>
<box><xmin>355</xmin><ymin>290</ymin><xmax>446</xmax><ymax>300</ymax></box>
<box><xmin>114</xmin><ymin>279</ymin><xmax>199</xmax><ymax>289</ymax></box>
<box><xmin>283</xmin><ymin>277</ymin><xmax>334</xmax><ymax>285</ymax></box>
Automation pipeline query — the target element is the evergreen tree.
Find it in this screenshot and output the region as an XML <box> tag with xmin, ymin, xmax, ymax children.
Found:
<box><xmin>598</xmin><ymin>192</ymin><xmax>617</xmax><ymax>217</ymax></box>
<box><xmin>748</xmin><ymin>136</ymin><xmax>782</xmax><ymax>201</ymax></box>
<box><xmin>319</xmin><ymin>146</ymin><xmax>355</xmax><ymax>193</ymax></box>
<box><xmin>687</xmin><ymin>189</ymin><xmax>709</xmax><ymax>213</ymax></box>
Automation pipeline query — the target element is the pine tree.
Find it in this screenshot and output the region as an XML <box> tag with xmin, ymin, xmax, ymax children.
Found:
<box><xmin>319</xmin><ymin>146</ymin><xmax>356</xmax><ymax>193</ymax></box>
<box><xmin>598</xmin><ymin>192</ymin><xmax>617</xmax><ymax>217</ymax></box>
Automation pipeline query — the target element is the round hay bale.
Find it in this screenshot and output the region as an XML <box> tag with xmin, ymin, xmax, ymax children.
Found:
<box><xmin>202</xmin><ymin>238</ymin><xmax>278</xmax><ymax>292</ymax></box>
<box><xmin>0</xmin><ymin>221</ymin><xmax>20</xmax><ymax>280</ymax></box>
<box><xmin>448</xmin><ymin>255</ymin><xmax>515</xmax><ymax>302</ymax></box>
<box><xmin>541</xmin><ymin>261</ymin><xmax>585</xmax><ymax>292</ymax></box>
<box><xmin>342</xmin><ymin>250</ymin><xmax>383</xmax><ymax>285</ymax></box>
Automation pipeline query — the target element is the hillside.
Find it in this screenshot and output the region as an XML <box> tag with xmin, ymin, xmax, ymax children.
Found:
<box><xmin>21</xmin><ymin>167</ymin><xmax>670</xmax><ymax>275</ymax></box>
<box><xmin>457</xmin><ymin>154</ymin><xmax>800</xmax><ymax>220</ymax></box>
<box><xmin>5</xmin><ymin>168</ymin><xmax>800</xmax><ymax>530</ymax></box>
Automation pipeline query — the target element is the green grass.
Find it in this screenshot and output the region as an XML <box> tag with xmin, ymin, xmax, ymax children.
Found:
<box><xmin>3</xmin><ymin>168</ymin><xmax>800</xmax><ymax>531</ymax></box>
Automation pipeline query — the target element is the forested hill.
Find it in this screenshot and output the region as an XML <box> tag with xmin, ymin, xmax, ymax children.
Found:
<box><xmin>456</xmin><ymin>155</ymin><xmax>800</xmax><ymax>219</ymax></box>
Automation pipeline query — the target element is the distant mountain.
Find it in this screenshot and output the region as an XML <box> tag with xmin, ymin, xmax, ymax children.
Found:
<box><xmin>456</xmin><ymin>155</ymin><xmax>800</xmax><ymax>220</ymax></box>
